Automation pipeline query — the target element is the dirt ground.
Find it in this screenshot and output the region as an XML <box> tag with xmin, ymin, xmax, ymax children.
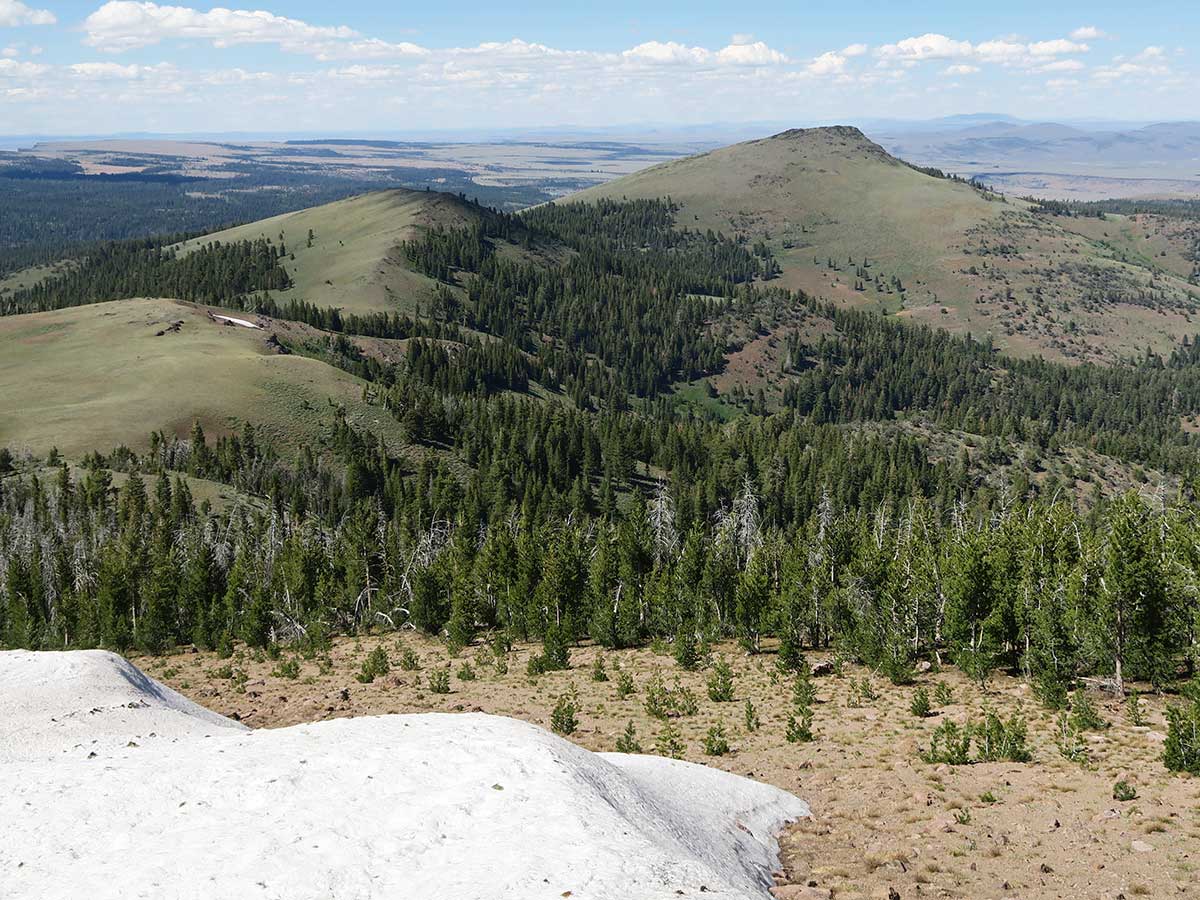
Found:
<box><xmin>135</xmin><ymin>636</ymin><xmax>1200</xmax><ymax>900</ymax></box>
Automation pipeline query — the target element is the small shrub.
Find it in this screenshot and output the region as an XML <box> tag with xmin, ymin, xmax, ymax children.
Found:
<box><xmin>428</xmin><ymin>668</ymin><xmax>451</xmax><ymax>694</ymax></box>
<box><xmin>215</xmin><ymin>632</ymin><xmax>234</xmax><ymax>659</ymax></box>
<box><xmin>1056</xmin><ymin>713</ymin><xmax>1090</xmax><ymax>765</ymax></box>
<box><xmin>644</xmin><ymin>676</ymin><xmax>697</xmax><ymax>719</ymax></box>
<box><xmin>954</xmin><ymin>808</ymin><xmax>972</xmax><ymax>826</ymax></box>
<box><xmin>1163</xmin><ymin>700</ymin><xmax>1200</xmax><ymax>774</ymax></box>
<box><xmin>786</xmin><ymin>705</ymin><xmax>814</xmax><ymax>743</ymax></box>
<box><xmin>672</xmin><ymin>682</ymin><xmax>699</xmax><ymax>716</ymax></box>
<box><xmin>1069</xmin><ymin>692</ymin><xmax>1107</xmax><ymax>732</ymax></box>
<box><xmin>616</xmin><ymin>720</ymin><xmax>642</xmax><ymax>753</ymax></box>
<box><xmin>654</xmin><ymin>723</ymin><xmax>685</xmax><ymax>759</ymax></box>
<box><xmin>1126</xmin><ymin>690</ymin><xmax>1145</xmax><ymax>727</ymax></box>
<box><xmin>1113</xmin><ymin>780</ymin><xmax>1138</xmax><ymax>802</ymax></box>
<box><xmin>673</xmin><ymin>627</ymin><xmax>699</xmax><ymax>671</ymax></box>
<box><xmin>743</xmin><ymin>698</ymin><xmax>760</xmax><ymax>732</ymax></box>
<box><xmin>704</xmin><ymin>723</ymin><xmax>731</xmax><ymax>756</ymax></box>
<box><xmin>882</xmin><ymin>654</ymin><xmax>916</xmax><ymax>686</ymax></box>
<box><xmin>271</xmin><ymin>657</ymin><xmax>301</xmax><ymax>680</ymax></box>
<box><xmin>974</xmin><ymin>710</ymin><xmax>1031</xmax><ymax>763</ymax></box>
<box><xmin>356</xmin><ymin>646</ymin><xmax>390</xmax><ymax>684</ymax></box>
<box><xmin>1033</xmin><ymin>667</ymin><xmax>1069</xmax><ymax>710</ymax></box>
<box><xmin>550</xmin><ymin>693</ymin><xmax>578</xmax><ymax>736</ymax></box>
<box><xmin>859</xmin><ymin>681</ymin><xmax>878</xmax><ymax>710</ymax></box>
<box><xmin>775</xmin><ymin>635</ymin><xmax>806</xmax><ymax>674</ymax></box>
<box><xmin>921</xmin><ymin>720</ymin><xmax>972</xmax><ymax>765</ymax></box>
<box><xmin>792</xmin><ymin>671</ymin><xmax>817</xmax><ymax>708</ymax></box>
<box><xmin>979</xmin><ymin>791</ymin><xmax>998</xmax><ymax>804</ymax></box>
<box><xmin>490</xmin><ymin>632</ymin><xmax>512</xmax><ymax>657</ymax></box>
<box><xmin>398</xmin><ymin>647</ymin><xmax>421</xmax><ymax>671</ymax></box>
<box><xmin>591</xmin><ymin>655</ymin><xmax>609</xmax><ymax>682</ymax></box>
<box><xmin>616</xmin><ymin>670</ymin><xmax>636</xmax><ymax>699</ymax></box>
<box><xmin>526</xmin><ymin>654</ymin><xmax>549</xmax><ymax>677</ymax></box>
<box><xmin>645</xmin><ymin>676</ymin><xmax>671</xmax><ymax>719</ymax></box>
<box><xmin>456</xmin><ymin>661</ymin><xmax>476</xmax><ymax>681</ymax></box>
<box><xmin>493</xmin><ymin>655</ymin><xmax>509</xmax><ymax>676</ymax></box>
<box><xmin>541</xmin><ymin>624</ymin><xmax>571</xmax><ymax>671</ymax></box>
<box><xmin>911</xmin><ymin>687</ymin><xmax>932</xmax><ymax>718</ymax></box>
<box><xmin>933</xmin><ymin>681</ymin><xmax>953</xmax><ymax>707</ymax></box>
<box><xmin>707</xmin><ymin>657</ymin><xmax>735</xmax><ymax>702</ymax></box>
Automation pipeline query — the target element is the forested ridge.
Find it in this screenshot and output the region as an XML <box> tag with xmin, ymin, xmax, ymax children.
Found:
<box><xmin>1</xmin><ymin>414</ymin><xmax>1197</xmax><ymax>713</ymax></box>
<box><xmin>7</xmin><ymin>191</ymin><xmax>1200</xmax><ymax>754</ymax></box>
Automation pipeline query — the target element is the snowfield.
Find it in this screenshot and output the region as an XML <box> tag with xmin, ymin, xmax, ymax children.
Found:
<box><xmin>210</xmin><ymin>313</ymin><xmax>260</xmax><ymax>328</ymax></box>
<box><xmin>0</xmin><ymin>650</ymin><xmax>809</xmax><ymax>900</ymax></box>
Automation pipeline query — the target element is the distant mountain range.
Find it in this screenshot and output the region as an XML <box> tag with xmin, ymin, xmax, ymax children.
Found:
<box><xmin>862</xmin><ymin>118</ymin><xmax>1200</xmax><ymax>199</ymax></box>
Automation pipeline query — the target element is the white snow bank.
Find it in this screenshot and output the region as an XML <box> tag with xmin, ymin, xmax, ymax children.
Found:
<box><xmin>210</xmin><ymin>313</ymin><xmax>260</xmax><ymax>328</ymax></box>
<box><xmin>0</xmin><ymin>649</ymin><xmax>244</xmax><ymax>762</ymax></box>
<box><xmin>0</xmin><ymin>651</ymin><xmax>809</xmax><ymax>900</ymax></box>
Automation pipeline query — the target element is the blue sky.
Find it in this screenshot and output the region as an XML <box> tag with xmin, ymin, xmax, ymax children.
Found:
<box><xmin>0</xmin><ymin>0</ymin><xmax>1195</xmax><ymax>134</ymax></box>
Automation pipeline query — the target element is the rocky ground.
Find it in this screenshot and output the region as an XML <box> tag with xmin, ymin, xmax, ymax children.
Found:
<box><xmin>135</xmin><ymin>636</ymin><xmax>1200</xmax><ymax>900</ymax></box>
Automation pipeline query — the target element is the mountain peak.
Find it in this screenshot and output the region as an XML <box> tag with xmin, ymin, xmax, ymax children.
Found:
<box><xmin>769</xmin><ymin>124</ymin><xmax>869</xmax><ymax>142</ymax></box>
<box><xmin>763</xmin><ymin>125</ymin><xmax>893</xmax><ymax>161</ymax></box>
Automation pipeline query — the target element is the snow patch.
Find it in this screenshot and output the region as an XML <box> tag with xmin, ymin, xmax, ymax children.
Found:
<box><xmin>210</xmin><ymin>313</ymin><xmax>260</xmax><ymax>328</ymax></box>
<box><xmin>0</xmin><ymin>651</ymin><xmax>809</xmax><ymax>899</ymax></box>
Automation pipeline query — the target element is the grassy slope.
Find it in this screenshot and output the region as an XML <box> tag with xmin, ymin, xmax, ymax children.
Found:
<box><xmin>0</xmin><ymin>261</ymin><xmax>72</xmax><ymax>298</ymax></box>
<box><xmin>175</xmin><ymin>189</ymin><xmax>477</xmax><ymax>316</ymax></box>
<box><xmin>570</xmin><ymin>126</ymin><xmax>1199</xmax><ymax>364</ymax></box>
<box><xmin>0</xmin><ymin>298</ymin><xmax>406</xmax><ymax>457</ymax></box>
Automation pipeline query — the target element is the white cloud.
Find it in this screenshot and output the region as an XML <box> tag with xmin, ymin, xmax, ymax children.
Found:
<box><xmin>83</xmin><ymin>1</ymin><xmax>356</xmax><ymax>53</ymax></box>
<box><xmin>715</xmin><ymin>41</ymin><xmax>787</xmax><ymax>65</ymax></box>
<box><xmin>1092</xmin><ymin>47</ymin><xmax>1172</xmax><ymax>82</ymax></box>
<box><xmin>878</xmin><ymin>31</ymin><xmax>1092</xmax><ymax>73</ymax></box>
<box><xmin>841</xmin><ymin>43</ymin><xmax>868</xmax><ymax>58</ymax></box>
<box><xmin>1070</xmin><ymin>26</ymin><xmax>1106</xmax><ymax>41</ymax></box>
<box><xmin>1</xmin><ymin>46</ymin><xmax>18</xmax><ymax>58</ymax></box>
<box><xmin>1027</xmin><ymin>39</ymin><xmax>1089</xmax><ymax>57</ymax></box>
<box><xmin>944</xmin><ymin>64</ymin><xmax>980</xmax><ymax>75</ymax></box>
<box><xmin>877</xmin><ymin>33</ymin><xmax>973</xmax><ymax>61</ymax></box>
<box><xmin>0</xmin><ymin>0</ymin><xmax>55</xmax><ymax>27</ymax></box>
<box><xmin>1035</xmin><ymin>59</ymin><xmax>1084</xmax><ymax>73</ymax></box>
<box><xmin>69</xmin><ymin>61</ymin><xmax>176</xmax><ymax>80</ymax></box>
<box><xmin>0</xmin><ymin>57</ymin><xmax>48</xmax><ymax>77</ymax></box>
<box><xmin>806</xmin><ymin>51</ymin><xmax>847</xmax><ymax>76</ymax></box>
<box><xmin>622</xmin><ymin>39</ymin><xmax>786</xmax><ymax>67</ymax></box>
<box><xmin>312</xmin><ymin>38</ymin><xmax>428</xmax><ymax>62</ymax></box>
<box><xmin>622</xmin><ymin>41</ymin><xmax>707</xmax><ymax>65</ymax></box>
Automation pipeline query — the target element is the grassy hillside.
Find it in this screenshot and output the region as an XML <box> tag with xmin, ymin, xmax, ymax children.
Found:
<box><xmin>571</xmin><ymin>126</ymin><xmax>1200</xmax><ymax>363</ymax></box>
<box><xmin>0</xmin><ymin>298</ymin><xmax>406</xmax><ymax>457</ymax></box>
<box><xmin>174</xmin><ymin>189</ymin><xmax>478</xmax><ymax>316</ymax></box>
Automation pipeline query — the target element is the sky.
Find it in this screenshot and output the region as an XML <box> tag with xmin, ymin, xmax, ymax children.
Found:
<box><xmin>0</xmin><ymin>0</ymin><xmax>1195</xmax><ymax>135</ymax></box>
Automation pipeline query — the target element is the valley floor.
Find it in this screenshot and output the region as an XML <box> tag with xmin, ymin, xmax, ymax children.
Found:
<box><xmin>137</xmin><ymin>637</ymin><xmax>1200</xmax><ymax>900</ymax></box>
